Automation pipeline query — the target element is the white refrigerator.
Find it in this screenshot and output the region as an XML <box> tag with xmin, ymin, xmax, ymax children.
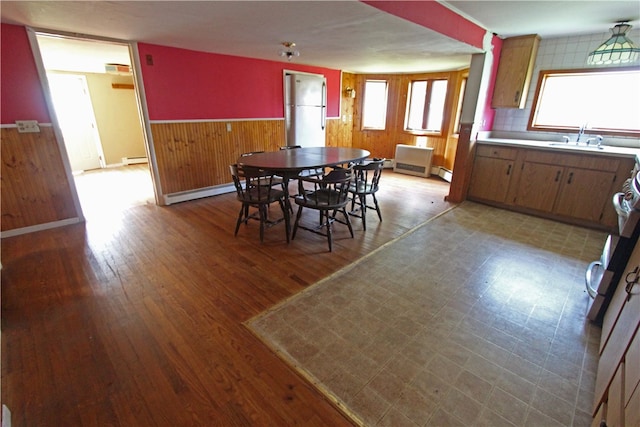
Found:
<box><xmin>285</xmin><ymin>73</ymin><xmax>326</xmax><ymax>147</ymax></box>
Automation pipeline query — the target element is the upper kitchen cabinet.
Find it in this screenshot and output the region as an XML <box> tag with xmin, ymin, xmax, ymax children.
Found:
<box><xmin>491</xmin><ymin>35</ymin><xmax>540</xmax><ymax>109</ymax></box>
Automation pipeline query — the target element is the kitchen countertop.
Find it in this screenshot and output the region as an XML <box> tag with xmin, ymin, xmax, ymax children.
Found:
<box><xmin>476</xmin><ymin>137</ymin><xmax>640</xmax><ymax>159</ymax></box>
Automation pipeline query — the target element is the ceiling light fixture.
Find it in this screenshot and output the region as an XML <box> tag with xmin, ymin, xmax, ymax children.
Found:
<box><xmin>587</xmin><ymin>22</ymin><xmax>640</xmax><ymax>65</ymax></box>
<box><xmin>279</xmin><ymin>42</ymin><xmax>300</xmax><ymax>61</ymax></box>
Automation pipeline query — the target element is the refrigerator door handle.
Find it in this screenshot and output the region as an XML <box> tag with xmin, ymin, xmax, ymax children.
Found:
<box><xmin>321</xmin><ymin>81</ymin><xmax>326</xmax><ymax>130</ymax></box>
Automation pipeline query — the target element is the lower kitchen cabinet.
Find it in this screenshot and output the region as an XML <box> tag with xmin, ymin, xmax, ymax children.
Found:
<box><xmin>468</xmin><ymin>143</ymin><xmax>634</xmax><ymax>230</ymax></box>
<box><xmin>468</xmin><ymin>145</ymin><xmax>516</xmax><ymax>203</ymax></box>
<box><xmin>554</xmin><ymin>167</ymin><xmax>616</xmax><ymax>222</ymax></box>
<box><xmin>513</xmin><ymin>161</ymin><xmax>562</xmax><ymax>211</ymax></box>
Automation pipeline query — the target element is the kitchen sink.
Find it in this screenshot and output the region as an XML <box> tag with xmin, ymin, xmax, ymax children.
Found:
<box><xmin>548</xmin><ymin>142</ymin><xmax>604</xmax><ymax>150</ymax></box>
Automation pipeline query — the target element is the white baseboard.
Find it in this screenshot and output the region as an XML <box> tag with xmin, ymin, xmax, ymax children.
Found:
<box><xmin>0</xmin><ymin>217</ymin><xmax>82</xmax><ymax>238</ymax></box>
<box><xmin>164</xmin><ymin>183</ymin><xmax>235</xmax><ymax>205</ymax></box>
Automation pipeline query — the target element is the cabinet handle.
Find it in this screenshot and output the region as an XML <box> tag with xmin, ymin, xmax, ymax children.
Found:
<box><xmin>555</xmin><ymin>170</ymin><xmax>561</xmax><ymax>182</ymax></box>
<box><xmin>625</xmin><ymin>265</ymin><xmax>640</xmax><ymax>302</ymax></box>
<box><xmin>506</xmin><ymin>164</ymin><xmax>512</xmax><ymax>175</ymax></box>
<box><xmin>514</xmin><ymin>90</ymin><xmax>520</xmax><ymax>103</ymax></box>
<box><xmin>567</xmin><ymin>172</ymin><xmax>573</xmax><ymax>184</ymax></box>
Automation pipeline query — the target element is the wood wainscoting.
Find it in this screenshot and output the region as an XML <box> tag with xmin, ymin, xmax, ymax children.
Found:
<box><xmin>150</xmin><ymin>120</ymin><xmax>286</xmax><ymax>195</ymax></box>
<box><xmin>0</xmin><ymin>126</ymin><xmax>79</xmax><ymax>232</ymax></box>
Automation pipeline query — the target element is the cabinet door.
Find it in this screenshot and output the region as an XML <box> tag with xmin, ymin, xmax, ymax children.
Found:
<box><xmin>514</xmin><ymin>162</ymin><xmax>562</xmax><ymax>212</ymax></box>
<box><xmin>554</xmin><ymin>168</ymin><xmax>615</xmax><ymax>222</ymax></box>
<box><xmin>491</xmin><ymin>35</ymin><xmax>540</xmax><ymax>108</ymax></box>
<box><xmin>468</xmin><ymin>156</ymin><xmax>514</xmax><ymax>203</ymax></box>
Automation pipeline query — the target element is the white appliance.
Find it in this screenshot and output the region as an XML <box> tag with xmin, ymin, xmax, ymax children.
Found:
<box><xmin>586</xmin><ymin>156</ymin><xmax>640</xmax><ymax>323</ymax></box>
<box><xmin>393</xmin><ymin>144</ymin><xmax>433</xmax><ymax>177</ymax></box>
<box><xmin>285</xmin><ymin>73</ymin><xmax>326</xmax><ymax>147</ymax></box>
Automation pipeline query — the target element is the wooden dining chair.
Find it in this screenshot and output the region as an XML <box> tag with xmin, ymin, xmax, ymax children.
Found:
<box><xmin>229</xmin><ymin>164</ymin><xmax>290</xmax><ymax>243</ymax></box>
<box><xmin>291</xmin><ymin>167</ymin><xmax>354</xmax><ymax>252</ymax></box>
<box><xmin>348</xmin><ymin>158</ymin><xmax>385</xmax><ymax>230</ymax></box>
<box><xmin>240</xmin><ymin>151</ymin><xmax>285</xmax><ymax>191</ymax></box>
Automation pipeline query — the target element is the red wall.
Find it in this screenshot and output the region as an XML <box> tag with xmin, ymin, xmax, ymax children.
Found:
<box><xmin>137</xmin><ymin>43</ymin><xmax>342</xmax><ymax>121</ymax></box>
<box><xmin>1</xmin><ymin>24</ymin><xmax>51</xmax><ymax>124</ymax></box>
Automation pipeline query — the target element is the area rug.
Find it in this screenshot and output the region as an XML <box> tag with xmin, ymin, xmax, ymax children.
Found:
<box><xmin>246</xmin><ymin>202</ymin><xmax>606</xmax><ymax>426</ymax></box>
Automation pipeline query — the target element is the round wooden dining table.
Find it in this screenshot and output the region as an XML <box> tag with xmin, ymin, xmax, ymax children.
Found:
<box><xmin>236</xmin><ymin>147</ymin><xmax>370</xmax><ymax>174</ymax></box>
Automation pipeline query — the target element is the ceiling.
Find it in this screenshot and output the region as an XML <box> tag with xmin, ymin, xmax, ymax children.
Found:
<box><xmin>1</xmin><ymin>1</ymin><xmax>639</xmax><ymax>74</ymax></box>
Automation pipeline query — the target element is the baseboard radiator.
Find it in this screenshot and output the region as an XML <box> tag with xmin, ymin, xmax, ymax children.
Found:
<box><xmin>393</xmin><ymin>144</ymin><xmax>433</xmax><ymax>178</ymax></box>
<box><xmin>122</xmin><ymin>156</ymin><xmax>148</xmax><ymax>165</ymax></box>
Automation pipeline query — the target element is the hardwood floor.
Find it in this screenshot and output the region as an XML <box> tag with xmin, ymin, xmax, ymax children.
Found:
<box><xmin>1</xmin><ymin>165</ymin><xmax>453</xmax><ymax>426</ymax></box>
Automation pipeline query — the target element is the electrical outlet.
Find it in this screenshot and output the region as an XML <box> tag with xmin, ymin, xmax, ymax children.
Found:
<box><xmin>16</xmin><ymin>120</ymin><xmax>40</xmax><ymax>133</ymax></box>
<box><xmin>226</xmin><ymin>123</ymin><xmax>232</xmax><ymax>132</ymax></box>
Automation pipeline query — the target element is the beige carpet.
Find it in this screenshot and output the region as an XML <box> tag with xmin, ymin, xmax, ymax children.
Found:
<box><xmin>246</xmin><ymin>202</ymin><xmax>607</xmax><ymax>427</ymax></box>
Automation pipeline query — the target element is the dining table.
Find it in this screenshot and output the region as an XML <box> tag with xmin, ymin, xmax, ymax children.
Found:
<box><xmin>237</xmin><ymin>147</ymin><xmax>370</xmax><ymax>236</ymax></box>
<box><xmin>236</xmin><ymin>147</ymin><xmax>370</xmax><ymax>176</ymax></box>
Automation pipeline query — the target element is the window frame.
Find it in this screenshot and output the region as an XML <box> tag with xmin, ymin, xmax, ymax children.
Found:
<box><xmin>527</xmin><ymin>66</ymin><xmax>640</xmax><ymax>137</ymax></box>
<box><xmin>404</xmin><ymin>78</ymin><xmax>449</xmax><ymax>135</ymax></box>
<box><xmin>361</xmin><ymin>79</ymin><xmax>389</xmax><ymax>130</ymax></box>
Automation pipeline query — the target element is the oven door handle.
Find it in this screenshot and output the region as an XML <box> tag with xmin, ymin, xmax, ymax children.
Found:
<box><xmin>613</xmin><ymin>192</ymin><xmax>629</xmax><ymax>217</ymax></box>
<box><xmin>585</xmin><ymin>260</ymin><xmax>602</xmax><ymax>299</ymax></box>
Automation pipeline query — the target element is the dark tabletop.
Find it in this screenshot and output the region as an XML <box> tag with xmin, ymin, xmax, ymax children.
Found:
<box><xmin>237</xmin><ymin>147</ymin><xmax>371</xmax><ymax>172</ymax></box>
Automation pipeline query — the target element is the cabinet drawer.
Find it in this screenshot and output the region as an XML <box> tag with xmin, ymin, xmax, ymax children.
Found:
<box><xmin>524</xmin><ymin>150</ymin><xmax>620</xmax><ymax>171</ymax></box>
<box><xmin>476</xmin><ymin>145</ymin><xmax>518</xmax><ymax>160</ymax></box>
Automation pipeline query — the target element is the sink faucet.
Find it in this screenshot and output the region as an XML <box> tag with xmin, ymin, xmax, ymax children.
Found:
<box><xmin>586</xmin><ymin>135</ymin><xmax>604</xmax><ymax>147</ymax></box>
<box><xmin>577</xmin><ymin>123</ymin><xmax>588</xmax><ymax>142</ymax></box>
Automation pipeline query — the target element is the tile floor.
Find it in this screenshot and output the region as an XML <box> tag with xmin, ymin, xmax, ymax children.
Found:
<box><xmin>248</xmin><ymin>202</ymin><xmax>607</xmax><ymax>426</ymax></box>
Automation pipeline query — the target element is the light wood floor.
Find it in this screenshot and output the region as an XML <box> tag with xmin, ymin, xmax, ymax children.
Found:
<box><xmin>1</xmin><ymin>165</ymin><xmax>453</xmax><ymax>426</ymax></box>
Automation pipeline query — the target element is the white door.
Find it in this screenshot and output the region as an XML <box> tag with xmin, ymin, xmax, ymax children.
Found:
<box><xmin>48</xmin><ymin>73</ymin><xmax>103</xmax><ymax>172</ymax></box>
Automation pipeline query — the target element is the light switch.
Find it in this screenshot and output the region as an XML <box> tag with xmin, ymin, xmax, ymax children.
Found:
<box><xmin>16</xmin><ymin>120</ymin><xmax>40</xmax><ymax>133</ymax></box>
<box><xmin>226</xmin><ymin>123</ymin><xmax>232</xmax><ymax>132</ymax></box>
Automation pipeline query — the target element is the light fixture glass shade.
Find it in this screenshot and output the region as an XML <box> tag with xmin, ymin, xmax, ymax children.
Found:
<box><xmin>587</xmin><ymin>23</ymin><xmax>640</xmax><ymax>65</ymax></box>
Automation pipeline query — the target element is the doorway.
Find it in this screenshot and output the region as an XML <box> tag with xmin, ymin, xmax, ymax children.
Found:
<box><xmin>34</xmin><ymin>33</ymin><xmax>156</xmax><ymax>221</ymax></box>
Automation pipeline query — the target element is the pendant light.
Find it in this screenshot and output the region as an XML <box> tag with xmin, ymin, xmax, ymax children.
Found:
<box><xmin>587</xmin><ymin>22</ymin><xmax>640</xmax><ymax>65</ymax></box>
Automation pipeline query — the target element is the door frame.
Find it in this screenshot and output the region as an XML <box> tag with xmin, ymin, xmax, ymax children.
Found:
<box><xmin>25</xmin><ymin>27</ymin><xmax>164</xmax><ymax>213</ymax></box>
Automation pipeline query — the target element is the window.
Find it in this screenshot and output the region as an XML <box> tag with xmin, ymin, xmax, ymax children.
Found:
<box><xmin>362</xmin><ymin>80</ymin><xmax>388</xmax><ymax>129</ymax></box>
<box><xmin>406</xmin><ymin>79</ymin><xmax>448</xmax><ymax>133</ymax></box>
<box><xmin>529</xmin><ymin>67</ymin><xmax>640</xmax><ymax>136</ymax></box>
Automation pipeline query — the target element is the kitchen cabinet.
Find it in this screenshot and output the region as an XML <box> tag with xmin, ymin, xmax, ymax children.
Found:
<box><xmin>592</xmin><ymin>239</ymin><xmax>640</xmax><ymax>427</ymax></box>
<box><xmin>468</xmin><ymin>143</ymin><xmax>635</xmax><ymax>230</ymax></box>
<box><xmin>491</xmin><ymin>34</ymin><xmax>540</xmax><ymax>109</ymax></box>
<box><xmin>513</xmin><ymin>161</ymin><xmax>562</xmax><ymax>212</ymax></box>
<box><xmin>468</xmin><ymin>145</ymin><xmax>517</xmax><ymax>203</ymax></box>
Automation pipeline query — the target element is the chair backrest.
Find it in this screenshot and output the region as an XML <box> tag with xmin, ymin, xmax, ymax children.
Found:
<box><xmin>297</xmin><ymin>167</ymin><xmax>353</xmax><ymax>208</ymax></box>
<box><xmin>279</xmin><ymin>145</ymin><xmax>302</xmax><ymax>150</ymax></box>
<box><xmin>240</xmin><ymin>151</ymin><xmax>265</xmax><ymax>157</ymax></box>
<box><xmin>353</xmin><ymin>158</ymin><xmax>384</xmax><ymax>193</ymax></box>
<box><xmin>229</xmin><ymin>164</ymin><xmax>276</xmax><ymax>202</ymax></box>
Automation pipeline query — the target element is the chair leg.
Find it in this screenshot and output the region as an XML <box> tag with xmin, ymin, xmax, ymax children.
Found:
<box><xmin>372</xmin><ymin>194</ymin><xmax>382</xmax><ymax>221</ymax></box>
<box><xmin>235</xmin><ymin>205</ymin><xmax>245</xmax><ymax>236</ymax></box>
<box><xmin>279</xmin><ymin>199</ymin><xmax>290</xmax><ymax>243</ymax></box>
<box><xmin>341</xmin><ymin>208</ymin><xmax>354</xmax><ymax>238</ymax></box>
<box><xmin>291</xmin><ymin>206</ymin><xmax>304</xmax><ymax>240</ymax></box>
<box><xmin>258</xmin><ymin>205</ymin><xmax>267</xmax><ymax>243</ymax></box>
<box><xmin>359</xmin><ymin>194</ymin><xmax>367</xmax><ymax>230</ymax></box>
<box><xmin>325</xmin><ymin>211</ymin><xmax>333</xmax><ymax>252</ymax></box>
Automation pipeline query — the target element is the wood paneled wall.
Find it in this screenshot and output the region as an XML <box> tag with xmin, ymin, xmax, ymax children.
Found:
<box><xmin>349</xmin><ymin>70</ymin><xmax>467</xmax><ymax>167</ymax></box>
<box><xmin>150</xmin><ymin>120</ymin><xmax>285</xmax><ymax>194</ymax></box>
<box><xmin>1</xmin><ymin>127</ymin><xmax>78</xmax><ymax>231</ymax></box>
